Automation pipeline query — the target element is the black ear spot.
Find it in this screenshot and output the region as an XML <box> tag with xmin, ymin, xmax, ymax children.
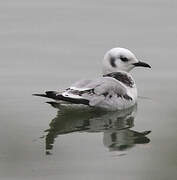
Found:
<box><xmin>120</xmin><ymin>56</ymin><xmax>129</xmax><ymax>62</ymax></box>
<box><xmin>110</xmin><ymin>57</ymin><xmax>116</xmax><ymax>67</ymax></box>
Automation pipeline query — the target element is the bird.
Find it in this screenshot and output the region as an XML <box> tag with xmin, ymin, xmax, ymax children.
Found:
<box><xmin>33</xmin><ymin>47</ymin><xmax>151</xmax><ymax>111</ymax></box>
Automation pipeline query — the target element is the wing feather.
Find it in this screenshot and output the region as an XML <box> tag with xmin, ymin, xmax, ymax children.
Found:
<box><xmin>62</xmin><ymin>77</ymin><xmax>128</xmax><ymax>106</ymax></box>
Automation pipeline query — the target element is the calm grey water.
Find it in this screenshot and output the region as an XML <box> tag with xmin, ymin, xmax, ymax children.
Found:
<box><xmin>0</xmin><ymin>0</ymin><xmax>177</xmax><ymax>179</ymax></box>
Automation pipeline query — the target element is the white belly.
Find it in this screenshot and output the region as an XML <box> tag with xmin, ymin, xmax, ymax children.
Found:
<box><xmin>94</xmin><ymin>95</ymin><xmax>137</xmax><ymax>111</ymax></box>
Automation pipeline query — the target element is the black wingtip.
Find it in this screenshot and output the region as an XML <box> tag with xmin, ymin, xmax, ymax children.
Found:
<box><xmin>33</xmin><ymin>91</ymin><xmax>90</xmax><ymax>106</ymax></box>
<box><xmin>33</xmin><ymin>91</ymin><xmax>58</xmax><ymax>99</ymax></box>
<box><xmin>32</xmin><ymin>93</ymin><xmax>47</xmax><ymax>97</ymax></box>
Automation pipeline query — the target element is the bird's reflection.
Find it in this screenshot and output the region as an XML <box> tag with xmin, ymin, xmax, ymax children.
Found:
<box><xmin>44</xmin><ymin>103</ymin><xmax>151</xmax><ymax>155</ymax></box>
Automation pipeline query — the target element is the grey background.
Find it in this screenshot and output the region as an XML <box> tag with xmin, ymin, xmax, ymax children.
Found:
<box><xmin>0</xmin><ymin>0</ymin><xmax>177</xmax><ymax>179</ymax></box>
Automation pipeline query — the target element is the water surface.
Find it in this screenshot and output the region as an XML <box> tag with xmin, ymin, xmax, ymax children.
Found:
<box><xmin>0</xmin><ymin>0</ymin><xmax>177</xmax><ymax>179</ymax></box>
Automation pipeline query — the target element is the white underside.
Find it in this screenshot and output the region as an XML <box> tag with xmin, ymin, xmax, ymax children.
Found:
<box><xmin>56</xmin><ymin>95</ymin><xmax>137</xmax><ymax>111</ymax></box>
<box><xmin>92</xmin><ymin>96</ymin><xmax>137</xmax><ymax>110</ymax></box>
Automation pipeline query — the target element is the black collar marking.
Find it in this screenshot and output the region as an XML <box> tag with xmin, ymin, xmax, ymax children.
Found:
<box><xmin>104</xmin><ymin>72</ymin><xmax>134</xmax><ymax>87</ymax></box>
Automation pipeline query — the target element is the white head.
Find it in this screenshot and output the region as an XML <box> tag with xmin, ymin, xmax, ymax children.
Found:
<box><xmin>102</xmin><ymin>47</ymin><xmax>151</xmax><ymax>75</ymax></box>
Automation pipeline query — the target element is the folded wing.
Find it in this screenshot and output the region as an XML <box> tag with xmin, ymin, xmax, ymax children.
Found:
<box><xmin>62</xmin><ymin>77</ymin><xmax>128</xmax><ymax>106</ymax></box>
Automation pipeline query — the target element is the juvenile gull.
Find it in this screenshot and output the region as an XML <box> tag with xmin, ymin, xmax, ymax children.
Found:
<box><xmin>34</xmin><ymin>48</ymin><xmax>151</xmax><ymax>111</ymax></box>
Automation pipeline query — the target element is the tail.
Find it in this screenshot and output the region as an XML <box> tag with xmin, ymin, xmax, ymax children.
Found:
<box><xmin>33</xmin><ymin>91</ymin><xmax>89</xmax><ymax>105</ymax></box>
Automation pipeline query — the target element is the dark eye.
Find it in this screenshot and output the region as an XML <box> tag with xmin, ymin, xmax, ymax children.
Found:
<box><xmin>120</xmin><ymin>56</ymin><xmax>129</xmax><ymax>62</ymax></box>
